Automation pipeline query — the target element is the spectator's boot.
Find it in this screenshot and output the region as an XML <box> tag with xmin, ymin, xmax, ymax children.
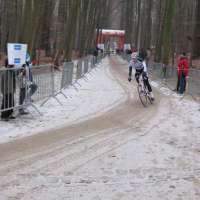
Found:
<box><xmin>19</xmin><ymin>109</ymin><xmax>29</xmax><ymax>115</ymax></box>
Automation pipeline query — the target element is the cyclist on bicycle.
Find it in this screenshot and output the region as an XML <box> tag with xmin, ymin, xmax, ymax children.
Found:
<box><xmin>128</xmin><ymin>49</ymin><xmax>154</xmax><ymax>100</ymax></box>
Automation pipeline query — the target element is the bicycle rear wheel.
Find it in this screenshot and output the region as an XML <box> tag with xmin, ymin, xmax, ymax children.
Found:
<box><xmin>137</xmin><ymin>84</ymin><xmax>147</xmax><ymax>107</ymax></box>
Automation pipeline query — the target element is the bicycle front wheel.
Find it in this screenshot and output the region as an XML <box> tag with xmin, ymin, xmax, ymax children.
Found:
<box><xmin>137</xmin><ymin>84</ymin><xmax>147</xmax><ymax>107</ymax></box>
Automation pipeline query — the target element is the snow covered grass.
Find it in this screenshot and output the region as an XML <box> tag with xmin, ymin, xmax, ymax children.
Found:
<box><xmin>0</xmin><ymin>58</ymin><xmax>126</xmax><ymax>144</ymax></box>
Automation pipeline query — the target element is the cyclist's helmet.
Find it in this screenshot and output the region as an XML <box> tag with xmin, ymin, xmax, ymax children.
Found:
<box><xmin>131</xmin><ymin>52</ymin><xmax>138</xmax><ymax>60</ymax></box>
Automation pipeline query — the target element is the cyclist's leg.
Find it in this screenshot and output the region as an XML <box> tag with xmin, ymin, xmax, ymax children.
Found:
<box><xmin>142</xmin><ymin>72</ymin><xmax>152</xmax><ymax>92</ymax></box>
<box><xmin>142</xmin><ymin>72</ymin><xmax>154</xmax><ymax>100</ymax></box>
<box><xmin>128</xmin><ymin>66</ymin><xmax>132</xmax><ymax>81</ymax></box>
<box><xmin>135</xmin><ymin>69</ymin><xmax>143</xmax><ymax>83</ymax></box>
<box><xmin>129</xmin><ymin>66</ymin><xmax>132</xmax><ymax>77</ymax></box>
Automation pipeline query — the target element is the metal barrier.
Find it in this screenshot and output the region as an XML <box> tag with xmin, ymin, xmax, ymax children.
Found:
<box><xmin>188</xmin><ymin>69</ymin><xmax>200</xmax><ymax>97</ymax></box>
<box><xmin>29</xmin><ymin>65</ymin><xmax>53</xmax><ymax>103</ymax></box>
<box><xmin>0</xmin><ymin>66</ymin><xmax>41</xmax><ymax>118</ymax></box>
<box><xmin>0</xmin><ymin>68</ymin><xmax>18</xmax><ymax>115</ymax></box>
<box><xmin>76</xmin><ymin>59</ymin><xmax>83</xmax><ymax>80</ymax></box>
<box><xmin>83</xmin><ymin>57</ymin><xmax>89</xmax><ymax>74</ymax></box>
<box><xmin>90</xmin><ymin>56</ymin><xmax>95</xmax><ymax>69</ymax></box>
<box><xmin>0</xmin><ymin>55</ymin><xmax>103</xmax><ymax>118</ymax></box>
<box><xmin>88</xmin><ymin>55</ymin><xmax>95</xmax><ymax>71</ymax></box>
<box><xmin>61</xmin><ymin>62</ymin><xmax>74</xmax><ymax>89</ymax></box>
<box><xmin>92</xmin><ymin>56</ymin><xmax>97</xmax><ymax>67</ymax></box>
<box><xmin>83</xmin><ymin>56</ymin><xmax>95</xmax><ymax>75</ymax></box>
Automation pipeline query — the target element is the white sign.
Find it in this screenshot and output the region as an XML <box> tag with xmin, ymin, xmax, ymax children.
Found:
<box><xmin>97</xmin><ymin>43</ymin><xmax>104</xmax><ymax>51</ymax></box>
<box><xmin>7</xmin><ymin>43</ymin><xmax>27</xmax><ymax>67</ymax></box>
<box><xmin>124</xmin><ymin>44</ymin><xmax>131</xmax><ymax>50</ymax></box>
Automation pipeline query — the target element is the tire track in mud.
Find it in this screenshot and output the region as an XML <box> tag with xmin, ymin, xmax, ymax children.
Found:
<box><xmin>0</xmin><ymin>56</ymin><xmax>162</xmax><ymax>197</ymax></box>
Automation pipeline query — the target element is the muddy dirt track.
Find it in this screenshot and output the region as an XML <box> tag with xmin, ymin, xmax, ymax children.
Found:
<box><xmin>0</xmin><ymin>56</ymin><xmax>165</xmax><ymax>199</ymax></box>
<box><xmin>0</xmin><ymin>56</ymin><xmax>160</xmax><ymax>162</ymax></box>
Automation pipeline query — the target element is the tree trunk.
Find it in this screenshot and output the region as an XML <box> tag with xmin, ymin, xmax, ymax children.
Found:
<box><xmin>193</xmin><ymin>0</ymin><xmax>200</xmax><ymax>58</ymax></box>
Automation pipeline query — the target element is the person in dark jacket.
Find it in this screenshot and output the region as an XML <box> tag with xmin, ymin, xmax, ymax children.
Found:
<box><xmin>19</xmin><ymin>59</ymin><xmax>38</xmax><ymax>115</ymax></box>
<box><xmin>93</xmin><ymin>47</ymin><xmax>99</xmax><ymax>64</ymax></box>
<box><xmin>176</xmin><ymin>52</ymin><xmax>189</xmax><ymax>94</ymax></box>
<box><xmin>1</xmin><ymin>58</ymin><xmax>16</xmax><ymax>121</ymax></box>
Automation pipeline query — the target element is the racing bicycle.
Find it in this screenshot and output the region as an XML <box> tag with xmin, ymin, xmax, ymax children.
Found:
<box><xmin>137</xmin><ymin>74</ymin><xmax>154</xmax><ymax>107</ymax></box>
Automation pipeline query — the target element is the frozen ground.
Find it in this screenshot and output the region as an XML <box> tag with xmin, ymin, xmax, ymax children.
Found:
<box><xmin>0</xmin><ymin>56</ymin><xmax>200</xmax><ymax>200</ymax></box>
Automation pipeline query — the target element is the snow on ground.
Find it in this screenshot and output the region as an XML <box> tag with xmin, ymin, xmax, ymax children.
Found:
<box><xmin>30</xmin><ymin>82</ymin><xmax>200</xmax><ymax>200</ymax></box>
<box><xmin>5</xmin><ymin>79</ymin><xmax>199</xmax><ymax>200</ymax></box>
<box><xmin>1</xmin><ymin>56</ymin><xmax>200</xmax><ymax>199</ymax></box>
<box><xmin>0</xmin><ymin>58</ymin><xmax>126</xmax><ymax>144</ymax></box>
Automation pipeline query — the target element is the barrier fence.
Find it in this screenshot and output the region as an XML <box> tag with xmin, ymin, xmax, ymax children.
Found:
<box><xmin>121</xmin><ymin>53</ymin><xmax>200</xmax><ymax>99</ymax></box>
<box><xmin>0</xmin><ymin>54</ymin><xmax>103</xmax><ymax>117</ymax></box>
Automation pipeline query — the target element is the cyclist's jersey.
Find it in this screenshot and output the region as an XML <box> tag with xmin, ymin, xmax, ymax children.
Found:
<box><xmin>130</xmin><ymin>59</ymin><xmax>147</xmax><ymax>73</ymax></box>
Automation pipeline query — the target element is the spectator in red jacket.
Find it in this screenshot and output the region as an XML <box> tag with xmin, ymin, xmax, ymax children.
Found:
<box><xmin>176</xmin><ymin>52</ymin><xmax>189</xmax><ymax>94</ymax></box>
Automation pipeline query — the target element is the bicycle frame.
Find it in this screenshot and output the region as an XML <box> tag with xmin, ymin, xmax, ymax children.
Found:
<box><xmin>137</xmin><ymin>75</ymin><xmax>153</xmax><ymax>107</ymax></box>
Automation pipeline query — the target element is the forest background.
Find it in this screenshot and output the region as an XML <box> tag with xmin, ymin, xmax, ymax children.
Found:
<box><xmin>0</xmin><ymin>0</ymin><xmax>200</xmax><ymax>67</ymax></box>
